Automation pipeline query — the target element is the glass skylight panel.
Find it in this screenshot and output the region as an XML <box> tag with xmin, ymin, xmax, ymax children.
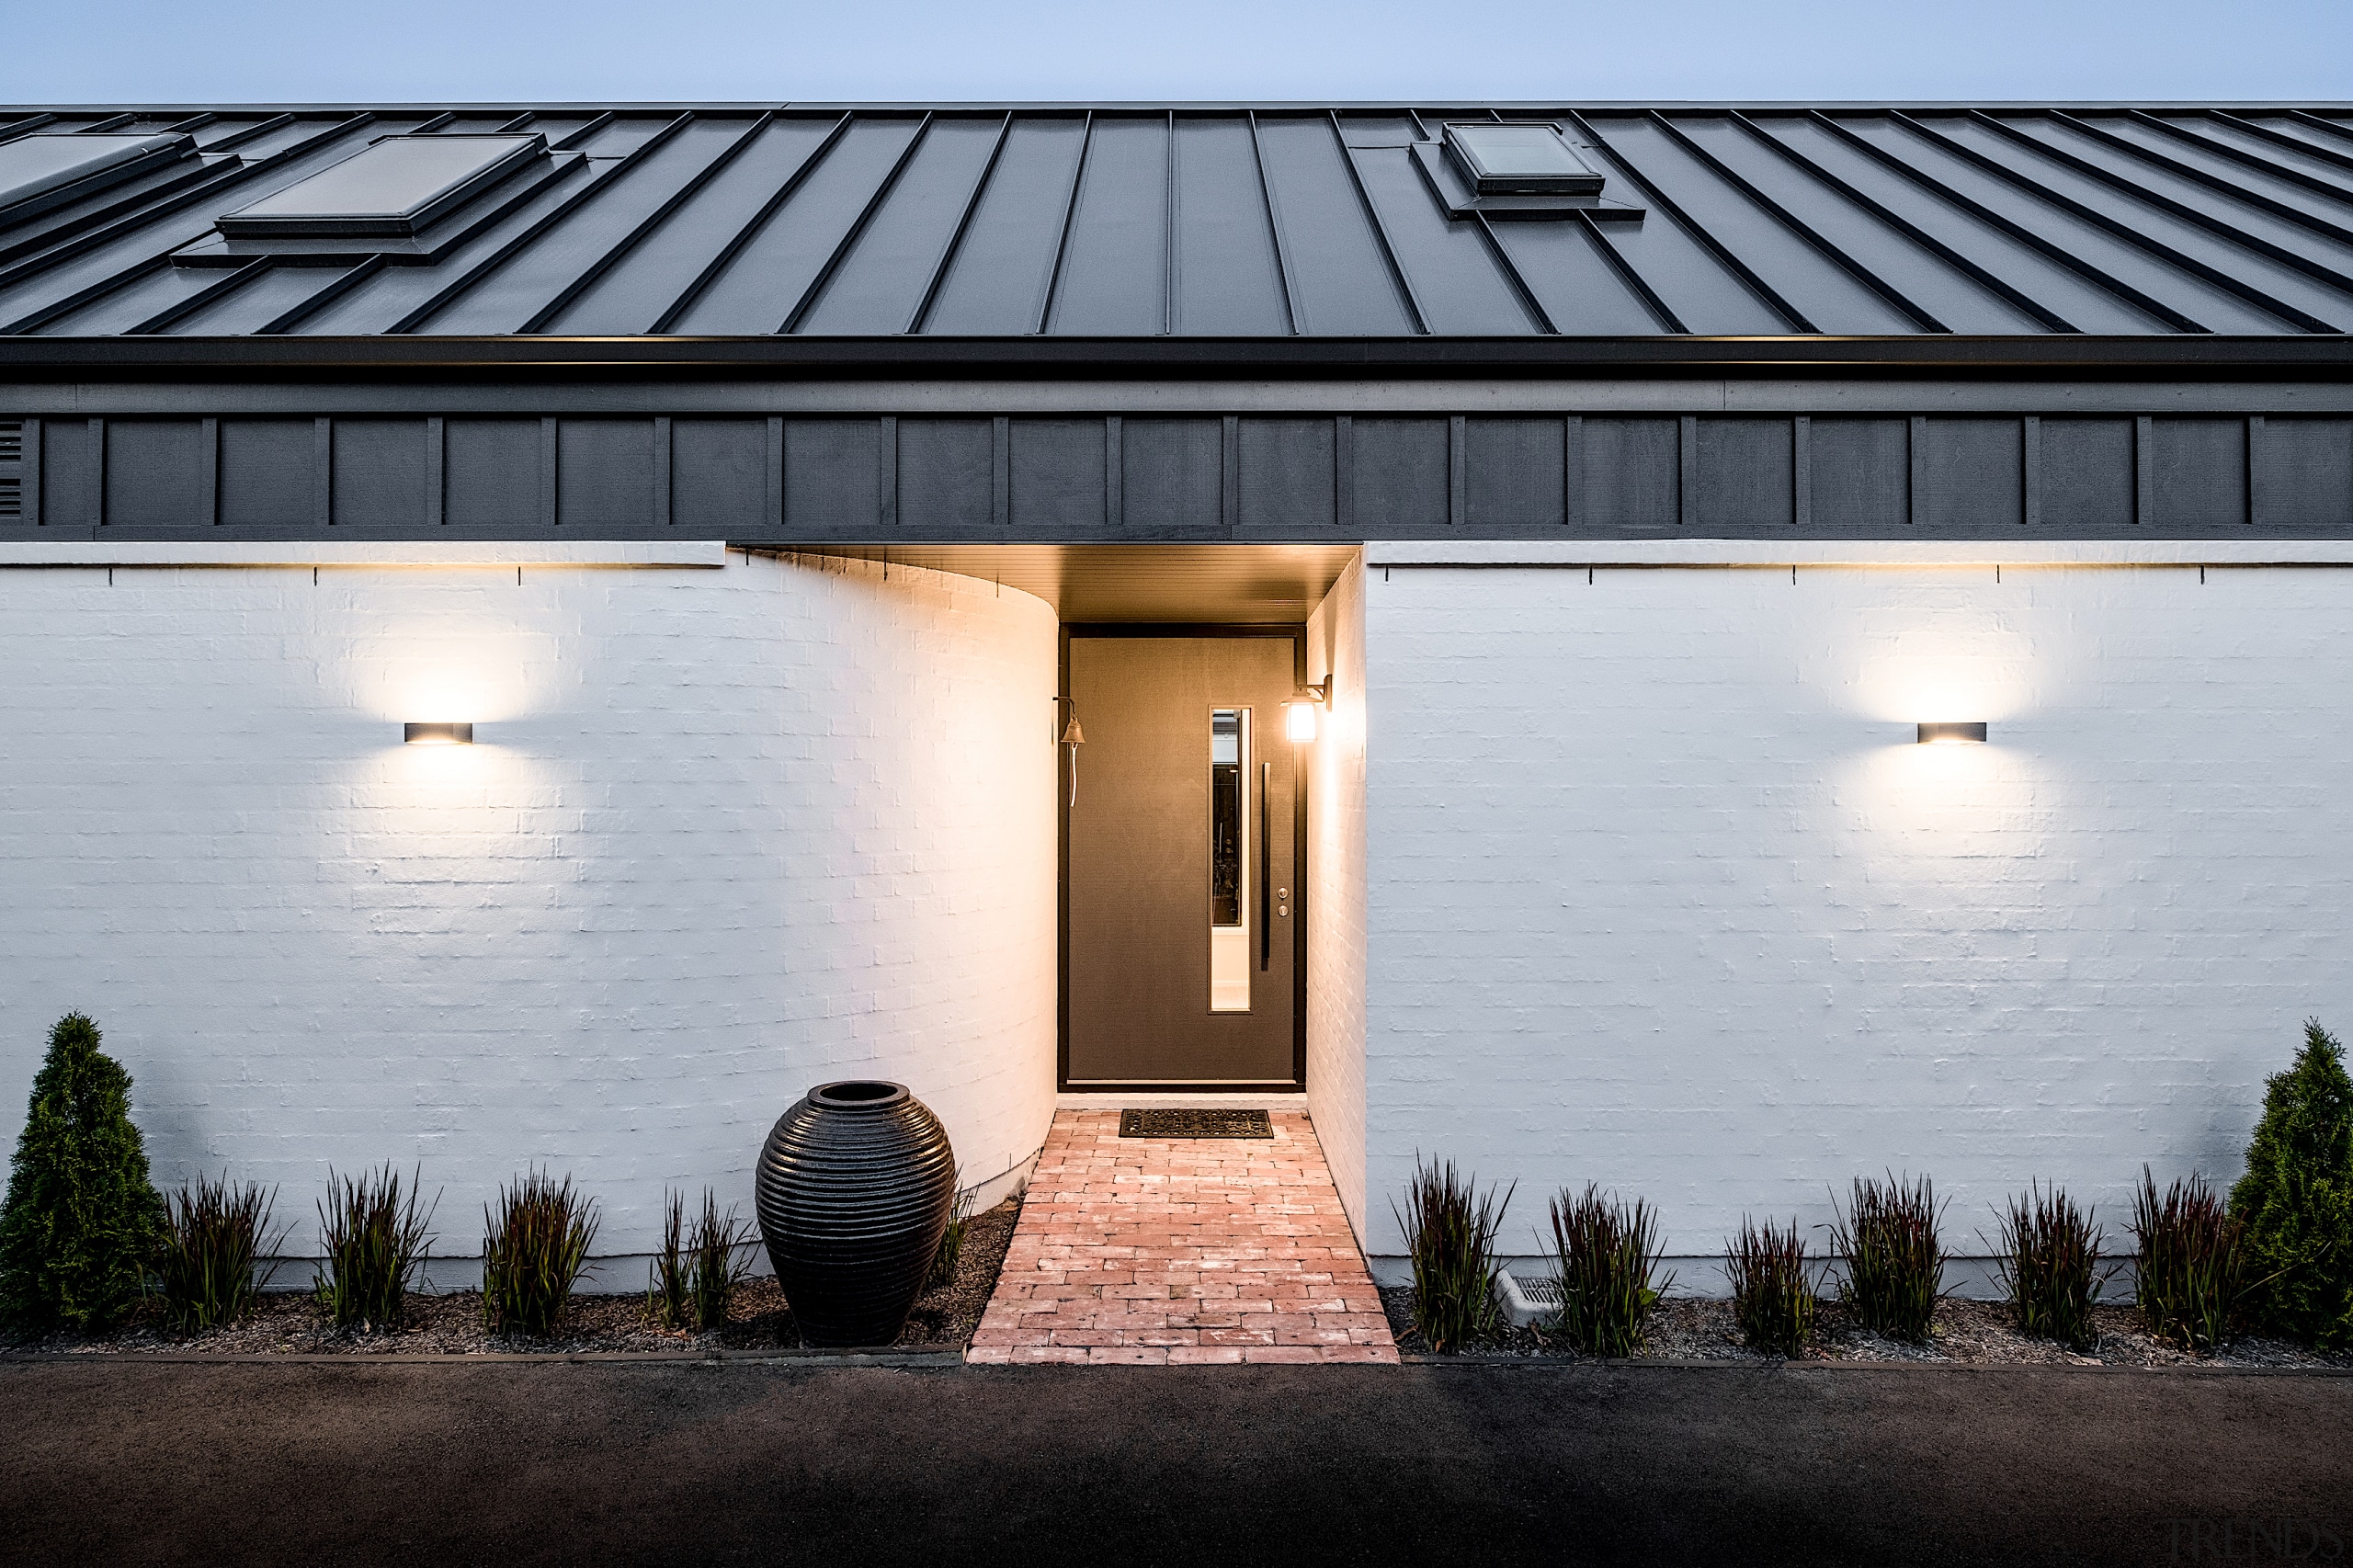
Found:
<box><xmin>0</xmin><ymin>133</ymin><xmax>195</xmax><ymax>216</ymax></box>
<box><xmin>1442</xmin><ymin>124</ymin><xmax>1604</xmax><ymax>196</ymax></box>
<box><xmin>217</xmin><ymin>134</ymin><xmax>545</xmax><ymax>237</ymax></box>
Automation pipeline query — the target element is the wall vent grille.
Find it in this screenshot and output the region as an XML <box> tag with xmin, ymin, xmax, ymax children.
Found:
<box><xmin>0</xmin><ymin>421</ymin><xmax>21</xmax><ymax>462</ymax></box>
<box><xmin>0</xmin><ymin>477</ymin><xmax>20</xmax><ymax>518</ymax></box>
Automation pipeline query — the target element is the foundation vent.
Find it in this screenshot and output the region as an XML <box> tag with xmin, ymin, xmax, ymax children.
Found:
<box><xmin>1494</xmin><ymin>1268</ymin><xmax>1563</xmax><ymax>1328</ymax></box>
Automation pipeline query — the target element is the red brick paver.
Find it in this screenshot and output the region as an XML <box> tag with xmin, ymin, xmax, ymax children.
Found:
<box><xmin>967</xmin><ymin>1108</ymin><xmax>1398</xmax><ymax>1367</ymax></box>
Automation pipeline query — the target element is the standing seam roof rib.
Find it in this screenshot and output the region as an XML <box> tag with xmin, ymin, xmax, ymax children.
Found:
<box><xmin>2</xmin><ymin>102</ymin><xmax>2352</xmax><ymax>344</ymax></box>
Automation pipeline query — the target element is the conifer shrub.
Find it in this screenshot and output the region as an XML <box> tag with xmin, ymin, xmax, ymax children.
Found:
<box><xmin>154</xmin><ymin>1173</ymin><xmax>284</xmax><ymax>1332</ymax></box>
<box><xmin>1829</xmin><ymin>1173</ymin><xmax>1945</xmax><ymax>1343</ymax></box>
<box><xmin>649</xmin><ymin>1186</ymin><xmax>754</xmax><ymax>1332</ymax></box>
<box><xmin>481</xmin><ymin>1169</ymin><xmax>597</xmax><ymax>1338</ymax></box>
<box><xmin>1990</xmin><ymin>1181</ymin><xmax>2106</xmax><ymax>1352</ymax></box>
<box><xmin>1726</xmin><ymin>1216</ymin><xmax>1818</xmax><ymax>1358</ymax></box>
<box><xmin>0</xmin><ymin>1013</ymin><xmax>163</xmax><ymax>1335</ymax></box>
<box><xmin>2132</xmin><ymin>1166</ymin><xmax>2245</xmax><ymax>1354</ymax></box>
<box><xmin>314</xmin><ymin>1165</ymin><xmax>437</xmax><ymax>1332</ymax></box>
<box><xmin>2229</xmin><ymin>1018</ymin><xmax>2353</xmax><ymax>1350</ymax></box>
<box><xmin>1547</xmin><ymin>1183</ymin><xmax>1670</xmax><ymax>1356</ymax></box>
<box><xmin>1393</xmin><ymin>1156</ymin><xmax>1511</xmax><ymax>1353</ymax></box>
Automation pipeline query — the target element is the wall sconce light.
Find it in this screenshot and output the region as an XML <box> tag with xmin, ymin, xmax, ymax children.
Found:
<box><xmin>1916</xmin><ymin>722</ymin><xmax>1987</xmax><ymax>745</ymax></box>
<box><xmin>404</xmin><ymin>722</ymin><xmax>473</xmax><ymax>744</ymax></box>
<box><xmin>1287</xmin><ymin>678</ymin><xmax>1331</xmax><ymax>744</ymax></box>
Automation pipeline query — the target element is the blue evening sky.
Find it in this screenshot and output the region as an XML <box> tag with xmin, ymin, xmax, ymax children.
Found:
<box><xmin>6</xmin><ymin>0</ymin><xmax>2349</xmax><ymax>104</ymax></box>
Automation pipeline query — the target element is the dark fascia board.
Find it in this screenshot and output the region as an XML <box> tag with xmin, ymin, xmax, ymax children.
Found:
<box><xmin>9</xmin><ymin>100</ymin><xmax>2353</xmax><ymax>113</ymax></box>
<box><xmin>3</xmin><ymin>335</ymin><xmax>2353</xmax><ymax>379</ymax></box>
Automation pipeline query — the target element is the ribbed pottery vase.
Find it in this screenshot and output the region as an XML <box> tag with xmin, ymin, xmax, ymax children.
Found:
<box><xmin>755</xmin><ymin>1081</ymin><xmax>956</xmax><ymax>1347</ymax></box>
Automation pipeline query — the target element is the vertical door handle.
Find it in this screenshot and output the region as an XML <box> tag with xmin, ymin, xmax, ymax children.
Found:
<box><xmin>1258</xmin><ymin>759</ymin><xmax>1271</xmax><ymax>971</ymax></box>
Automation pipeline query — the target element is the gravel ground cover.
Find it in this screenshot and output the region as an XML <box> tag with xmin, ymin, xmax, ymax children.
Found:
<box><xmin>7</xmin><ymin>1197</ymin><xmax>1021</xmax><ymax>1358</ymax></box>
<box><xmin>1377</xmin><ymin>1284</ymin><xmax>2353</xmax><ymax>1369</ymax></box>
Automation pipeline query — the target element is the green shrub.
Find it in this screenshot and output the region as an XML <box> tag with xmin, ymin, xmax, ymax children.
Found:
<box><xmin>1392</xmin><ymin>1157</ymin><xmax>1511</xmax><ymax>1353</ymax></box>
<box><xmin>155</xmin><ymin>1173</ymin><xmax>283</xmax><ymax>1333</ymax></box>
<box><xmin>0</xmin><ymin>1013</ymin><xmax>163</xmax><ymax>1335</ymax></box>
<box><xmin>1547</xmin><ymin>1183</ymin><xmax>1669</xmax><ymax>1356</ymax></box>
<box><xmin>1991</xmin><ymin>1181</ymin><xmax>2105</xmax><ymax>1352</ymax></box>
<box><xmin>650</xmin><ymin>1187</ymin><xmax>753</xmax><ymax>1332</ymax></box>
<box><xmin>482</xmin><ymin>1169</ymin><xmax>598</xmax><ymax>1338</ymax></box>
<box><xmin>315</xmin><ymin>1165</ymin><xmax>436</xmax><ymax>1332</ymax></box>
<box><xmin>1830</xmin><ymin>1173</ymin><xmax>1944</xmax><ymax>1343</ymax></box>
<box><xmin>927</xmin><ymin>1176</ymin><xmax>973</xmax><ymax>1291</ymax></box>
<box><xmin>1726</xmin><ymin>1216</ymin><xmax>1817</xmax><ymax>1358</ymax></box>
<box><xmin>2229</xmin><ymin>1018</ymin><xmax>2353</xmax><ymax>1350</ymax></box>
<box><xmin>2132</xmin><ymin>1166</ymin><xmax>2246</xmax><ymax>1354</ymax></box>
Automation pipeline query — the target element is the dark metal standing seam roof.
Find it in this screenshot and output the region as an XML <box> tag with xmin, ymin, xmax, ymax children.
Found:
<box><xmin>4</xmin><ymin>102</ymin><xmax>2353</xmax><ymax>367</ymax></box>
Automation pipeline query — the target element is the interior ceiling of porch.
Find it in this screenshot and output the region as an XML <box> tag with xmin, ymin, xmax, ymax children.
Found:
<box><xmin>779</xmin><ymin>543</ymin><xmax>1359</xmax><ymax>623</ymax></box>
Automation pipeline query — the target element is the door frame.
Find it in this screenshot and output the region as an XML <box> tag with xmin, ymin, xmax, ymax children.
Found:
<box><xmin>1057</xmin><ymin>623</ymin><xmax>1309</xmax><ymax>1094</ymax></box>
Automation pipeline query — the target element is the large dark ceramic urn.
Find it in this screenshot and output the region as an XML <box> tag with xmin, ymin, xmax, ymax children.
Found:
<box><xmin>755</xmin><ymin>1081</ymin><xmax>956</xmax><ymax>1347</ymax></box>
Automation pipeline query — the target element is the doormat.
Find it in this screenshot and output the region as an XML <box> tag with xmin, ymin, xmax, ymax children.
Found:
<box><xmin>1119</xmin><ymin>1108</ymin><xmax>1274</xmax><ymax>1139</ymax></box>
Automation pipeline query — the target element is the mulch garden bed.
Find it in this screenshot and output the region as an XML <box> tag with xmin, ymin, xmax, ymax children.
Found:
<box><xmin>7</xmin><ymin>1197</ymin><xmax>1021</xmax><ymax>1358</ymax></box>
<box><xmin>1378</xmin><ymin>1285</ymin><xmax>2353</xmax><ymax>1369</ymax></box>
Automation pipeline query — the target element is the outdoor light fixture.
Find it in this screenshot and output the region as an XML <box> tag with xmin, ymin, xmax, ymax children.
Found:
<box><xmin>1288</xmin><ymin>677</ymin><xmax>1332</xmax><ymax>744</ymax></box>
<box><xmin>404</xmin><ymin>722</ymin><xmax>472</xmax><ymax>744</ymax></box>
<box><xmin>1916</xmin><ymin>722</ymin><xmax>1988</xmax><ymax>745</ymax></box>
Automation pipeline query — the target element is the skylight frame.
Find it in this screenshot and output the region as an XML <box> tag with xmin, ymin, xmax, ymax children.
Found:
<box><xmin>215</xmin><ymin>132</ymin><xmax>549</xmax><ymax>239</ymax></box>
<box><xmin>0</xmin><ymin>133</ymin><xmax>199</xmax><ymax>224</ymax></box>
<box><xmin>1441</xmin><ymin>122</ymin><xmax>1605</xmax><ymax>197</ymax></box>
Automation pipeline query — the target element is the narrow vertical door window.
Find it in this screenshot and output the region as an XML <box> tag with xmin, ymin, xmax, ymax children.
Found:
<box><xmin>1209</xmin><ymin>708</ymin><xmax>1251</xmax><ymax>1011</ymax></box>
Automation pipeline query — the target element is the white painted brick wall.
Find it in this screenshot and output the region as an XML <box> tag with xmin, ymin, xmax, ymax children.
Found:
<box><xmin>1306</xmin><ymin>555</ymin><xmax>1369</xmax><ymax>1242</ymax></box>
<box><xmin>1360</xmin><ymin>559</ymin><xmax>2353</xmax><ymax>1267</ymax></box>
<box><xmin>0</xmin><ymin>550</ymin><xmax>1059</xmax><ymax>1261</ymax></box>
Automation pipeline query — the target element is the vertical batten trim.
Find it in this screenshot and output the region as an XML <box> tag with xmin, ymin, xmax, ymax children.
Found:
<box><xmin>653</xmin><ymin>415</ymin><xmax>672</xmax><ymax>528</ymax></box>
<box><xmin>314</xmin><ymin>416</ymin><xmax>334</xmax><ymax>527</ymax></box>
<box><xmin>1791</xmin><ymin>415</ymin><xmax>1812</xmax><ymax>528</ymax></box>
<box><xmin>992</xmin><ymin>415</ymin><xmax>1010</xmax><ymax>530</ymax></box>
<box><xmin>1907</xmin><ymin>415</ymin><xmax>1927</xmax><ymax>527</ymax></box>
<box><xmin>1677</xmin><ymin>415</ymin><xmax>1698</xmax><ymax>528</ymax></box>
<box><xmin>89</xmin><ymin>417</ymin><xmax>106</xmax><ymax>528</ymax></box>
<box><xmin>1104</xmin><ymin>415</ymin><xmax>1121</xmax><ymax>531</ymax></box>
<box><xmin>2022</xmin><ymin>415</ymin><xmax>2041</xmax><ymax>528</ymax></box>
<box><xmin>424</xmin><ymin>416</ymin><xmax>444</xmax><ymax>526</ymax></box>
<box><xmin>1222</xmin><ymin>415</ymin><xmax>1239</xmax><ymax>536</ymax></box>
<box><xmin>765</xmin><ymin>415</ymin><xmax>784</xmax><ymax>528</ymax></box>
<box><xmin>1448</xmin><ymin>415</ymin><xmax>1467</xmax><ymax>528</ymax></box>
<box><xmin>880</xmin><ymin>415</ymin><xmax>899</xmax><ymax>528</ymax></box>
<box><xmin>2135</xmin><ymin>413</ymin><xmax>2154</xmax><ymax>527</ymax></box>
<box><xmin>199</xmin><ymin>417</ymin><xmax>219</xmax><ymax>525</ymax></box>
<box><xmin>1334</xmin><ymin>415</ymin><xmax>1354</xmax><ymax>533</ymax></box>
<box><xmin>2245</xmin><ymin>415</ymin><xmax>2265</xmax><ymax>529</ymax></box>
<box><xmin>539</xmin><ymin>415</ymin><xmax>558</xmax><ymax>528</ymax></box>
<box><xmin>1563</xmin><ymin>415</ymin><xmax>1585</xmax><ymax>531</ymax></box>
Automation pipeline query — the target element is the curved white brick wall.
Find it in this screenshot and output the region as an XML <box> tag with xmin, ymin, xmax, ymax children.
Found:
<box><xmin>1360</xmin><ymin>550</ymin><xmax>2353</xmax><ymax>1270</ymax></box>
<box><xmin>0</xmin><ymin>548</ymin><xmax>1059</xmax><ymax>1264</ymax></box>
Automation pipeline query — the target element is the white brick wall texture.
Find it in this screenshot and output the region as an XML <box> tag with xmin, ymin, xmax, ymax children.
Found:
<box><xmin>1359</xmin><ymin>558</ymin><xmax>2353</xmax><ymax>1270</ymax></box>
<box><xmin>1306</xmin><ymin>555</ymin><xmax>1370</xmax><ymax>1241</ymax></box>
<box><xmin>0</xmin><ymin>550</ymin><xmax>1060</xmax><ymax>1263</ymax></box>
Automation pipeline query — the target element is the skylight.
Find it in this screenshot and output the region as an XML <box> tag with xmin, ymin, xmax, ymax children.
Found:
<box><xmin>1442</xmin><ymin>124</ymin><xmax>1604</xmax><ymax>197</ymax></box>
<box><xmin>216</xmin><ymin>134</ymin><xmax>546</xmax><ymax>238</ymax></box>
<box><xmin>0</xmin><ymin>133</ymin><xmax>197</xmax><ymax>220</ymax></box>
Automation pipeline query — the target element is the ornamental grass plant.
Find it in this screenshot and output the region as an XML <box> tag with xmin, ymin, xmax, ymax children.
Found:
<box><xmin>314</xmin><ymin>1165</ymin><xmax>437</xmax><ymax>1333</ymax></box>
<box><xmin>154</xmin><ymin>1173</ymin><xmax>284</xmax><ymax>1332</ymax></box>
<box><xmin>927</xmin><ymin>1176</ymin><xmax>973</xmax><ymax>1291</ymax></box>
<box><xmin>1393</xmin><ymin>1156</ymin><xmax>1512</xmax><ymax>1353</ymax></box>
<box><xmin>2132</xmin><ymin>1166</ymin><xmax>2246</xmax><ymax>1354</ymax></box>
<box><xmin>1990</xmin><ymin>1181</ymin><xmax>2106</xmax><ymax>1352</ymax></box>
<box><xmin>482</xmin><ymin>1169</ymin><xmax>598</xmax><ymax>1338</ymax></box>
<box><xmin>2229</xmin><ymin>1018</ymin><xmax>2353</xmax><ymax>1351</ymax></box>
<box><xmin>1726</xmin><ymin>1216</ymin><xmax>1818</xmax><ymax>1358</ymax></box>
<box><xmin>0</xmin><ymin>1014</ymin><xmax>163</xmax><ymax>1335</ymax></box>
<box><xmin>1547</xmin><ymin>1183</ymin><xmax>1669</xmax><ymax>1356</ymax></box>
<box><xmin>1829</xmin><ymin>1173</ymin><xmax>1945</xmax><ymax>1343</ymax></box>
<box><xmin>650</xmin><ymin>1187</ymin><xmax>754</xmax><ymax>1332</ymax></box>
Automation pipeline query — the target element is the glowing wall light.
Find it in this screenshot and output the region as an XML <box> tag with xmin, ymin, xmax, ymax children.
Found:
<box><xmin>1916</xmin><ymin>722</ymin><xmax>1988</xmax><ymax>745</ymax></box>
<box><xmin>1287</xmin><ymin>677</ymin><xmax>1331</xmax><ymax>744</ymax></box>
<box><xmin>404</xmin><ymin>722</ymin><xmax>473</xmax><ymax>744</ymax></box>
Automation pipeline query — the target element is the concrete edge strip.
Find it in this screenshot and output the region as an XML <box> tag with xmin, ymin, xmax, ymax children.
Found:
<box><xmin>1366</xmin><ymin>539</ymin><xmax>2353</xmax><ymax>568</ymax></box>
<box><xmin>0</xmin><ymin>540</ymin><xmax>730</xmax><ymax>569</ymax></box>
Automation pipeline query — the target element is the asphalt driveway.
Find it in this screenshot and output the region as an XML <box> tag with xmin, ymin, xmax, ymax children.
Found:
<box><xmin>2</xmin><ymin>1358</ymin><xmax>2346</xmax><ymax>1566</ymax></box>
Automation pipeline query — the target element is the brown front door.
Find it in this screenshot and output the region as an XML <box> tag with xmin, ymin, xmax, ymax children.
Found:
<box><xmin>1063</xmin><ymin>631</ymin><xmax>1302</xmax><ymax>1088</ymax></box>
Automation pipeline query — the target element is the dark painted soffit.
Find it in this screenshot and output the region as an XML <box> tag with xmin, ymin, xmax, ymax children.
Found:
<box><xmin>6</xmin><ymin>335</ymin><xmax>2353</xmax><ymax>377</ymax></box>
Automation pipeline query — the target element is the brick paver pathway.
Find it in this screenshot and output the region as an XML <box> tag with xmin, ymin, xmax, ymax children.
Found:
<box><xmin>967</xmin><ymin>1108</ymin><xmax>1398</xmax><ymax>1365</ymax></box>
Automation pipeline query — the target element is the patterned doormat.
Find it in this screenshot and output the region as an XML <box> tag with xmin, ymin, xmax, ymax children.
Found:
<box><xmin>1118</xmin><ymin>1108</ymin><xmax>1274</xmax><ymax>1139</ymax></box>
